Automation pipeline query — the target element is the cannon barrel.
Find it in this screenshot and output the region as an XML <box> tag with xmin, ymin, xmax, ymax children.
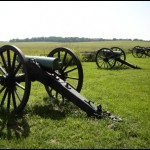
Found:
<box><xmin>103</xmin><ymin>50</ymin><xmax>123</xmax><ymax>56</ymax></box>
<box><xmin>113</xmin><ymin>50</ymin><xmax>123</xmax><ymax>56</ymax></box>
<box><xmin>25</xmin><ymin>56</ymin><xmax>62</xmax><ymax>70</ymax></box>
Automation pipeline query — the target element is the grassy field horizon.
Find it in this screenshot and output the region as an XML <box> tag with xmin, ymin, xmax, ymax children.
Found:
<box><xmin>0</xmin><ymin>41</ymin><xmax>149</xmax><ymax>149</ymax></box>
<box><xmin>0</xmin><ymin>40</ymin><xmax>150</xmax><ymax>53</ymax></box>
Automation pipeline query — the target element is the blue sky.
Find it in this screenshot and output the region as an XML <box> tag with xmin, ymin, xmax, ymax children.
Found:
<box><xmin>0</xmin><ymin>1</ymin><xmax>150</xmax><ymax>41</ymax></box>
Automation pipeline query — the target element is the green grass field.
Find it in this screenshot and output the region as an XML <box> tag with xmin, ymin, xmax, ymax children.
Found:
<box><xmin>0</xmin><ymin>41</ymin><xmax>150</xmax><ymax>148</ymax></box>
<box><xmin>1</xmin><ymin>40</ymin><xmax>150</xmax><ymax>54</ymax></box>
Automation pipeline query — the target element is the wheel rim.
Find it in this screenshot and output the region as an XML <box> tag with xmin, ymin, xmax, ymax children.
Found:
<box><xmin>111</xmin><ymin>47</ymin><xmax>126</xmax><ymax>68</ymax></box>
<box><xmin>45</xmin><ymin>47</ymin><xmax>83</xmax><ymax>102</ymax></box>
<box><xmin>0</xmin><ymin>45</ymin><xmax>31</xmax><ymax>114</ymax></box>
<box><xmin>96</xmin><ymin>48</ymin><xmax>116</xmax><ymax>69</ymax></box>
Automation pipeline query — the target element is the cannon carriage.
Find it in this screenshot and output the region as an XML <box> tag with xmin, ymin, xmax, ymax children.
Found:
<box><xmin>0</xmin><ymin>45</ymin><xmax>122</xmax><ymax>120</ymax></box>
<box><xmin>130</xmin><ymin>46</ymin><xmax>150</xmax><ymax>58</ymax></box>
<box><xmin>0</xmin><ymin>45</ymin><xmax>84</xmax><ymax>113</ymax></box>
<box><xmin>95</xmin><ymin>47</ymin><xmax>141</xmax><ymax>69</ymax></box>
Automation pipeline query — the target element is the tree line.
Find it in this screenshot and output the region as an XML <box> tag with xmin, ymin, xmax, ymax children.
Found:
<box><xmin>9</xmin><ymin>36</ymin><xmax>146</xmax><ymax>42</ymax></box>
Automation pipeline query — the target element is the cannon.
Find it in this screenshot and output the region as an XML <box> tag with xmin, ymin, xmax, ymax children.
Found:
<box><xmin>130</xmin><ymin>46</ymin><xmax>150</xmax><ymax>58</ymax></box>
<box><xmin>0</xmin><ymin>45</ymin><xmax>121</xmax><ymax>121</ymax></box>
<box><xmin>95</xmin><ymin>47</ymin><xmax>141</xmax><ymax>69</ymax></box>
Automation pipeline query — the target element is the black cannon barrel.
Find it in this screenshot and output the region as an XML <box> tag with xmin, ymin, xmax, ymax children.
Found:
<box><xmin>104</xmin><ymin>49</ymin><xmax>123</xmax><ymax>56</ymax></box>
<box><xmin>25</xmin><ymin>56</ymin><xmax>62</xmax><ymax>70</ymax></box>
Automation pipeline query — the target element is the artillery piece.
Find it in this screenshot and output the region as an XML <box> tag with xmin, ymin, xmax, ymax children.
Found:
<box><xmin>95</xmin><ymin>47</ymin><xmax>141</xmax><ymax>69</ymax></box>
<box><xmin>0</xmin><ymin>45</ymin><xmax>121</xmax><ymax>121</ymax></box>
<box><xmin>130</xmin><ymin>46</ymin><xmax>150</xmax><ymax>58</ymax></box>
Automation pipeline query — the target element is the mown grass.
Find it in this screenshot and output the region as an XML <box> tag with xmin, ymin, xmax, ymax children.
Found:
<box><xmin>1</xmin><ymin>40</ymin><xmax>150</xmax><ymax>54</ymax></box>
<box><xmin>0</xmin><ymin>41</ymin><xmax>150</xmax><ymax>149</ymax></box>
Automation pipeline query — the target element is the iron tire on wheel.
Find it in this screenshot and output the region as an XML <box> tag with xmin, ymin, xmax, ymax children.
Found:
<box><xmin>45</xmin><ymin>47</ymin><xmax>83</xmax><ymax>102</ymax></box>
<box><xmin>0</xmin><ymin>45</ymin><xmax>31</xmax><ymax>114</ymax></box>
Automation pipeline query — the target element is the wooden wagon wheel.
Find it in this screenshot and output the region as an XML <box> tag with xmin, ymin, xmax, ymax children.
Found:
<box><xmin>95</xmin><ymin>48</ymin><xmax>116</xmax><ymax>69</ymax></box>
<box><xmin>132</xmin><ymin>46</ymin><xmax>144</xmax><ymax>58</ymax></box>
<box><xmin>111</xmin><ymin>47</ymin><xmax>126</xmax><ymax>68</ymax></box>
<box><xmin>0</xmin><ymin>45</ymin><xmax>31</xmax><ymax>114</ymax></box>
<box><xmin>45</xmin><ymin>47</ymin><xmax>83</xmax><ymax>104</ymax></box>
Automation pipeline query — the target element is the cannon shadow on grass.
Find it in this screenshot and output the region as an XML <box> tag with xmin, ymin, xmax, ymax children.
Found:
<box><xmin>0</xmin><ymin>95</ymin><xmax>86</xmax><ymax>141</ymax></box>
<box><xmin>30</xmin><ymin>96</ymin><xmax>86</xmax><ymax>120</ymax></box>
<box><xmin>0</xmin><ymin>110</ymin><xmax>30</xmax><ymax>140</ymax></box>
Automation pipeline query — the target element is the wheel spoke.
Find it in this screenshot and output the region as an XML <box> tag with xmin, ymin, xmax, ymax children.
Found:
<box><xmin>11</xmin><ymin>52</ymin><xmax>17</xmax><ymax>74</ymax></box>
<box><xmin>60</xmin><ymin>52</ymin><xmax>67</xmax><ymax>70</ymax></box>
<box><xmin>62</xmin><ymin>57</ymin><xmax>73</xmax><ymax>72</ymax></box>
<box><xmin>106</xmin><ymin>63</ymin><xmax>109</xmax><ymax>68</ymax></box>
<box><xmin>7</xmin><ymin>90</ymin><xmax>11</xmax><ymax>112</ymax></box>
<box><xmin>1</xmin><ymin>53</ymin><xmax>8</xmax><ymax>72</ymax></box>
<box><xmin>12</xmin><ymin>90</ymin><xmax>17</xmax><ymax>109</ymax></box>
<box><xmin>0</xmin><ymin>86</ymin><xmax>6</xmax><ymax>93</ymax></box>
<box><xmin>0</xmin><ymin>66</ymin><xmax>7</xmax><ymax>75</ymax></box>
<box><xmin>64</xmin><ymin>67</ymin><xmax>77</xmax><ymax>74</ymax></box>
<box><xmin>15</xmin><ymin>82</ymin><xmax>25</xmax><ymax>90</ymax></box>
<box><xmin>13</xmin><ymin>62</ymin><xmax>22</xmax><ymax>75</ymax></box>
<box><xmin>1</xmin><ymin>87</ymin><xmax>8</xmax><ymax>106</ymax></box>
<box><xmin>57</xmin><ymin>51</ymin><xmax>60</xmax><ymax>59</ymax></box>
<box><xmin>100</xmin><ymin>61</ymin><xmax>105</xmax><ymax>68</ymax></box>
<box><xmin>7</xmin><ymin>50</ymin><xmax>11</xmax><ymax>73</ymax></box>
<box><xmin>107</xmin><ymin>61</ymin><xmax>112</xmax><ymax>68</ymax></box>
<box><xmin>66</xmin><ymin>76</ymin><xmax>79</xmax><ymax>80</ymax></box>
<box><xmin>14</xmin><ymin>87</ymin><xmax>22</xmax><ymax>102</ymax></box>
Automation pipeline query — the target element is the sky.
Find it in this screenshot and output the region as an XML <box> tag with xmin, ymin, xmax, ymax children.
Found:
<box><xmin>0</xmin><ymin>1</ymin><xmax>150</xmax><ymax>41</ymax></box>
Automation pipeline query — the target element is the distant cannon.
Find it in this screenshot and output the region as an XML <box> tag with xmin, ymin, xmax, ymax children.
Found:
<box><xmin>80</xmin><ymin>51</ymin><xmax>96</xmax><ymax>62</ymax></box>
<box><xmin>95</xmin><ymin>47</ymin><xmax>141</xmax><ymax>69</ymax></box>
<box><xmin>0</xmin><ymin>45</ymin><xmax>121</xmax><ymax>121</ymax></box>
<box><xmin>130</xmin><ymin>46</ymin><xmax>150</xmax><ymax>58</ymax></box>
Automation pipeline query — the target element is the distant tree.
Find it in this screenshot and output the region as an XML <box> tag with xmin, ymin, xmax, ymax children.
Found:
<box><xmin>9</xmin><ymin>36</ymin><xmax>146</xmax><ymax>42</ymax></box>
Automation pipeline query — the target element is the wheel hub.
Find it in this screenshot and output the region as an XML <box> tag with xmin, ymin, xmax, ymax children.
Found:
<box><xmin>4</xmin><ymin>74</ymin><xmax>16</xmax><ymax>88</ymax></box>
<box><xmin>103</xmin><ymin>58</ymin><xmax>109</xmax><ymax>62</ymax></box>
